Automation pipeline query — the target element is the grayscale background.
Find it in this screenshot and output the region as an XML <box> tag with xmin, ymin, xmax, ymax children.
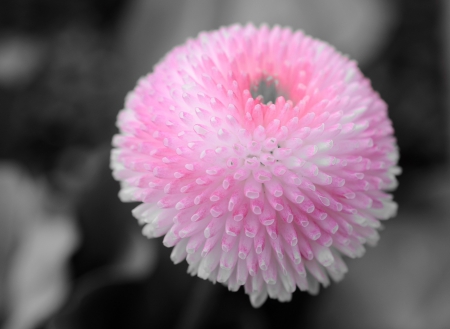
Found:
<box><xmin>0</xmin><ymin>1</ymin><xmax>449</xmax><ymax>328</ymax></box>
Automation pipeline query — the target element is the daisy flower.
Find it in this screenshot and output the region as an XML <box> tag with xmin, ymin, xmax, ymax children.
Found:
<box><xmin>111</xmin><ymin>24</ymin><xmax>399</xmax><ymax>307</ymax></box>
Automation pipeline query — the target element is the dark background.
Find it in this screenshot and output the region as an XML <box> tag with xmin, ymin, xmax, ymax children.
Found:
<box><xmin>0</xmin><ymin>0</ymin><xmax>449</xmax><ymax>328</ymax></box>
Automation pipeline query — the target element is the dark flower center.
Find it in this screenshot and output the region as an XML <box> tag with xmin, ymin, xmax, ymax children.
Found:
<box><xmin>251</xmin><ymin>78</ymin><xmax>278</xmax><ymax>104</ymax></box>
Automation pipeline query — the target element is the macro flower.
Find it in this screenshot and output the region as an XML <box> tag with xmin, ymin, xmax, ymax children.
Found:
<box><xmin>111</xmin><ymin>24</ymin><xmax>399</xmax><ymax>307</ymax></box>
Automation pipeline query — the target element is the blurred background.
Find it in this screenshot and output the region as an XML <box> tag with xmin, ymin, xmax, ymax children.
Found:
<box><xmin>0</xmin><ymin>0</ymin><xmax>449</xmax><ymax>328</ymax></box>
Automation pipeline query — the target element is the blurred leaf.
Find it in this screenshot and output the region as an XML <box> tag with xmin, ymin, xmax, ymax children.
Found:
<box><xmin>0</xmin><ymin>164</ymin><xmax>80</xmax><ymax>329</ymax></box>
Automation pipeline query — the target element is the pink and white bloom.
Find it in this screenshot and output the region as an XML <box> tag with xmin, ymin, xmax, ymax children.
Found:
<box><xmin>111</xmin><ymin>24</ymin><xmax>399</xmax><ymax>307</ymax></box>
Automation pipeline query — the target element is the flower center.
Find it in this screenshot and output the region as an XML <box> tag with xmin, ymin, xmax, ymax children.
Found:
<box><xmin>251</xmin><ymin>78</ymin><xmax>279</xmax><ymax>104</ymax></box>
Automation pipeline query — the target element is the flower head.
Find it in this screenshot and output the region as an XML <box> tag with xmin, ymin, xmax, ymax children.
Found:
<box><xmin>111</xmin><ymin>24</ymin><xmax>399</xmax><ymax>307</ymax></box>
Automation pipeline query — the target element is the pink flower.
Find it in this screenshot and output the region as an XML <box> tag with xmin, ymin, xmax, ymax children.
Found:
<box><xmin>111</xmin><ymin>24</ymin><xmax>399</xmax><ymax>307</ymax></box>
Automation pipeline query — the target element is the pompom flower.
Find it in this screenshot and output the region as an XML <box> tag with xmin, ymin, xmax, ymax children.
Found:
<box><xmin>111</xmin><ymin>24</ymin><xmax>399</xmax><ymax>307</ymax></box>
